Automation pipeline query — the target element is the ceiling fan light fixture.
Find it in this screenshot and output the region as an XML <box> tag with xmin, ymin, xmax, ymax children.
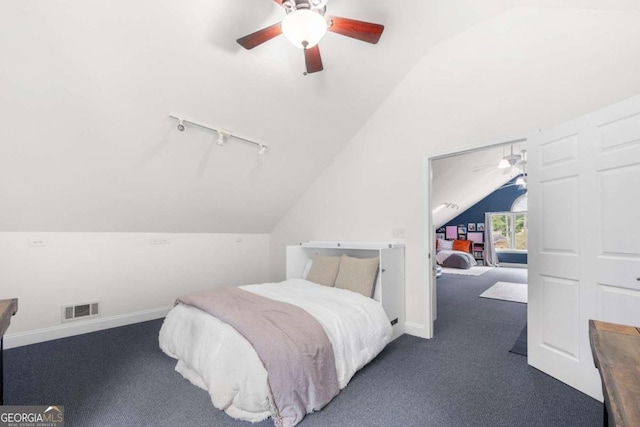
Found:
<box><xmin>497</xmin><ymin>144</ymin><xmax>523</xmax><ymax>168</ymax></box>
<box><xmin>498</xmin><ymin>158</ymin><xmax>511</xmax><ymax>168</ymax></box>
<box><xmin>282</xmin><ymin>9</ymin><xmax>328</xmax><ymax>49</ymax></box>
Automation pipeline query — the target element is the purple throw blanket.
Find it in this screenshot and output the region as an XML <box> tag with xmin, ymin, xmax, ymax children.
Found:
<box><xmin>176</xmin><ymin>286</ymin><xmax>339</xmax><ymax>427</ymax></box>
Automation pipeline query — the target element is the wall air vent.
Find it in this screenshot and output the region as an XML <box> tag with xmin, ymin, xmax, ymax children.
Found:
<box><xmin>62</xmin><ymin>301</ymin><xmax>100</xmax><ymax>322</ymax></box>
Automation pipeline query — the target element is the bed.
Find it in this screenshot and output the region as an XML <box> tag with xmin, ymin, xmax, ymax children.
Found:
<box><xmin>436</xmin><ymin>238</ymin><xmax>477</xmax><ymax>269</ymax></box>
<box><xmin>159</xmin><ymin>242</ymin><xmax>404</xmax><ymax>427</ymax></box>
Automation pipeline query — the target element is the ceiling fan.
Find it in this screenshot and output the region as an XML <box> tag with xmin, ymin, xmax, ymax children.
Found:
<box><xmin>236</xmin><ymin>0</ymin><xmax>385</xmax><ymax>74</ymax></box>
<box><xmin>499</xmin><ymin>150</ymin><xmax>528</xmax><ymax>190</ymax></box>
<box><xmin>472</xmin><ymin>145</ymin><xmax>525</xmax><ymax>175</ymax></box>
<box><xmin>497</xmin><ymin>145</ymin><xmax>522</xmax><ymax>169</ymax></box>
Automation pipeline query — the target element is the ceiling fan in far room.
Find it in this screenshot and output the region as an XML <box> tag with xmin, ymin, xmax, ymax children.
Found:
<box><xmin>472</xmin><ymin>144</ymin><xmax>524</xmax><ymax>175</ymax></box>
<box><xmin>499</xmin><ymin>149</ymin><xmax>528</xmax><ymax>191</ymax></box>
<box><xmin>497</xmin><ymin>145</ymin><xmax>522</xmax><ymax>169</ymax></box>
<box><xmin>236</xmin><ymin>0</ymin><xmax>385</xmax><ymax>75</ymax></box>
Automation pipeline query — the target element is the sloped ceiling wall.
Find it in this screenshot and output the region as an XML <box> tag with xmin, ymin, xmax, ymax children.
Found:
<box><xmin>0</xmin><ymin>0</ymin><xmax>516</xmax><ymax>233</ymax></box>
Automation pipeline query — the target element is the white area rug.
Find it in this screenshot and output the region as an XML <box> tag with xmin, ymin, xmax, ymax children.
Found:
<box><xmin>480</xmin><ymin>281</ymin><xmax>528</xmax><ymax>303</ymax></box>
<box><xmin>441</xmin><ymin>266</ymin><xmax>494</xmax><ymax>276</ymax></box>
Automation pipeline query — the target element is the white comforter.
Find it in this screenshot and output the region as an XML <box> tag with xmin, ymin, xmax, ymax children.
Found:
<box><xmin>159</xmin><ymin>279</ymin><xmax>392</xmax><ymax>423</ymax></box>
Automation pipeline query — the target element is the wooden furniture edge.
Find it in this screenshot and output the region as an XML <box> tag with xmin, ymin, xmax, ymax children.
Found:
<box><xmin>0</xmin><ymin>298</ymin><xmax>18</xmax><ymax>337</ymax></box>
<box><xmin>1</xmin><ymin>297</ymin><xmax>18</xmax><ymax>406</ymax></box>
<box><xmin>589</xmin><ymin>319</ymin><xmax>640</xmax><ymax>427</ymax></box>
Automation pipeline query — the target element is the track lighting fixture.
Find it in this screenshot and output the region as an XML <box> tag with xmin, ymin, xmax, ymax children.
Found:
<box><xmin>169</xmin><ymin>115</ymin><xmax>270</xmax><ymax>156</ymax></box>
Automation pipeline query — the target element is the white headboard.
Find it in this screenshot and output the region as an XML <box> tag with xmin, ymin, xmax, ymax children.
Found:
<box><xmin>286</xmin><ymin>241</ymin><xmax>405</xmax><ymax>341</ymax></box>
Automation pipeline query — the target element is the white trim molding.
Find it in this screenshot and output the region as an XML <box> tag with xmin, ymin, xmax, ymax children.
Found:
<box><xmin>424</xmin><ymin>132</ymin><xmax>529</xmax><ymax>342</ymax></box>
<box><xmin>405</xmin><ymin>321</ymin><xmax>429</xmax><ymax>339</ymax></box>
<box><xmin>4</xmin><ymin>307</ymin><xmax>171</xmax><ymax>349</ymax></box>
<box><xmin>500</xmin><ymin>263</ymin><xmax>528</xmax><ymax>269</ymax></box>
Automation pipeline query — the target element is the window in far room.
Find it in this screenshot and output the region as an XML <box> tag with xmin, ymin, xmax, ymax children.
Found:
<box><xmin>512</xmin><ymin>194</ymin><xmax>528</xmax><ymax>212</ymax></box>
<box><xmin>490</xmin><ymin>194</ymin><xmax>528</xmax><ymax>252</ymax></box>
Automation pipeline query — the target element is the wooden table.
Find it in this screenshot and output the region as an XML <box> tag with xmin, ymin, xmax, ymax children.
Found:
<box><xmin>589</xmin><ymin>319</ymin><xmax>640</xmax><ymax>427</ymax></box>
<box><xmin>0</xmin><ymin>298</ymin><xmax>18</xmax><ymax>405</ymax></box>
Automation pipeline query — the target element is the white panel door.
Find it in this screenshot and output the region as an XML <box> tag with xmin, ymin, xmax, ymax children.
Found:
<box><xmin>528</xmin><ymin>93</ymin><xmax>640</xmax><ymax>400</ymax></box>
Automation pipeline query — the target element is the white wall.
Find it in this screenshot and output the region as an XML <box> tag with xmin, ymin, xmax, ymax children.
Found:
<box><xmin>1</xmin><ymin>0</ymin><xmax>508</xmax><ymax>235</ymax></box>
<box><xmin>269</xmin><ymin>7</ymin><xmax>640</xmax><ymax>335</ymax></box>
<box><xmin>1</xmin><ymin>232</ymin><xmax>270</xmax><ymax>347</ymax></box>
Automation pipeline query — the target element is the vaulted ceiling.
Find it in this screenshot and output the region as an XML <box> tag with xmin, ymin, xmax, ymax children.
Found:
<box><xmin>432</xmin><ymin>144</ymin><xmax>526</xmax><ymax>228</ymax></box>
<box><xmin>2</xmin><ymin>1</ymin><xmax>639</xmax><ymax>232</ymax></box>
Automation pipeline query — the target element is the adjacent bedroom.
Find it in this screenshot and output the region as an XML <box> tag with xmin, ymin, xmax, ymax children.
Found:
<box><xmin>2</xmin><ymin>1</ymin><xmax>640</xmax><ymax>427</ymax></box>
<box><xmin>432</xmin><ymin>144</ymin><xmax>528</xmax><ymax>278</ymax></box>
<box><xmin>431</xmin><ymin>144</ymin><xmax>529</xmax><ymax>357</ymax></box>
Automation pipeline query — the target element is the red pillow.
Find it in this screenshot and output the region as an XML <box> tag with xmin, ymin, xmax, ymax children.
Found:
<box><xmin>452</xmin><ymin>239</ymin><xmax>471</xmax><ymax>253</ymax></box>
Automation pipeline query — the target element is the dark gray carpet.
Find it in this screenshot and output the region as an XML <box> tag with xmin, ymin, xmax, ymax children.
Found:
<box><xmin>509</xmin><ymin>325</ymin><xmax>528</xmax><ymax>356</ymax></box>
<box><xmin>5</xmin><ymin>267</ymin><xmax>602</xmax><ymax>426</ymax></box>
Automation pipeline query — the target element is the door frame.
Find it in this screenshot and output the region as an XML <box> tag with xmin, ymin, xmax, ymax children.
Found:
<box><xmin>422</xmin><ymin>133</ymin><xmax>530</xmax><ymax>338</ymax></box>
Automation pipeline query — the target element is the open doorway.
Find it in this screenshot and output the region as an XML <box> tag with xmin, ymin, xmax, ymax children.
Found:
<box><xmin>426</xmin><ymin>139</ymin><xmax>529</xmax><ymax>347</ymax></box>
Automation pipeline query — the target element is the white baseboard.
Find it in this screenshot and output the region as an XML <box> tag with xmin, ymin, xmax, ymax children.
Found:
<box><xmin>4</xmin><ymin>306</ymin><xmax>172</xmax><ymax>349</ymax></box>
<box><xmin>500</xmin><ymin>263</ymin><xmax>528</xmax><ymax>269</ymax></box>
<box><xmin>5</xmin><ymin>308</ymin><xmax>433</xmax><ymax>348</ymax></box>
<box><xmin>404</xmin><ymin>321</ymin><xmax>430</xmax><ymax>339</ymax></box>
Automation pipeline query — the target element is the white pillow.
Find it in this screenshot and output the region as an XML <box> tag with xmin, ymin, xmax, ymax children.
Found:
<box><xmin>438</xmin><ymin>238</ymin><xmax>453</xmax><ymax>251</ymax></box>
<box><xmin>334</xmin><ymin>255</ymin><xmax>380</xmax><ymax>298</ymax></box>
<box><xmin>302</xmin><ymin>259</ymin><xmax>313</xmax><ymax>279</ymax></box>
<box><xmin>305</xmin><ymin>254</ymin><xmax>341</xmax><ymax>287</ymax></box>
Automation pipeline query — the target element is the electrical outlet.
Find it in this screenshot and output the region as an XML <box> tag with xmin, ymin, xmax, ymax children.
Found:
<box><xmin>392</xmin><ymin>228</ymin><xmax>406</xmax><ymax>239</ymax></box>
<box><xmin>28</xmin><ymin>239</ymin><xmax>47</xmax><ymax>247</ymax></box>
<box><xmin>149</xmin><ymin>238</ymin><xmax>171</xmax><ymax>245</ymax></box>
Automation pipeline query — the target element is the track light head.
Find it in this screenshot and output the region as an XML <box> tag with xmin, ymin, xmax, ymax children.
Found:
<box><xmin>217</xmin><ymin>129</ymin><xmax>231</xmax><ymax>146</ymax></box>
<box><xmin>177</xmin><ymin>119</ymin><xmax>185</xmax><ymax>132</ymax></box>
<box><xmin>258</xmin><ymin>145</ymin><xmax>267</xmax><ymax>156</ymax></box>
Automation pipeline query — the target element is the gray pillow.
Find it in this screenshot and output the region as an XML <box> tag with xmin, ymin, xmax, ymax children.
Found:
<box><xmin>334</xmin><ymin>255</ymin><xmax>380</xmax><ymax>298</ymax></box>
<box><xmin>441</xmin><ymin>253</ymin><xmax>473</xmax><ymax>269</ymax></box>
<box><xmin>305</xmin><ymin>254</ymin><xmax>341</xmax><ymax>287</ymax></box>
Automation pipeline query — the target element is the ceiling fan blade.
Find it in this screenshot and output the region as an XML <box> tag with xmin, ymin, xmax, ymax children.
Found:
<box><xmin>326</xmin><ymin>16</ymin><xmax>384</xmax><ymax>44</ymax></box>
<box><xmin>237</xmin><ymin>22</ymin><xmax>282</xmax><ymax>50</ymax></box>
<box><xmin>304</xmin><ymin>45</ymin><xmax>324</xmax><ymax>74</ymax></box>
